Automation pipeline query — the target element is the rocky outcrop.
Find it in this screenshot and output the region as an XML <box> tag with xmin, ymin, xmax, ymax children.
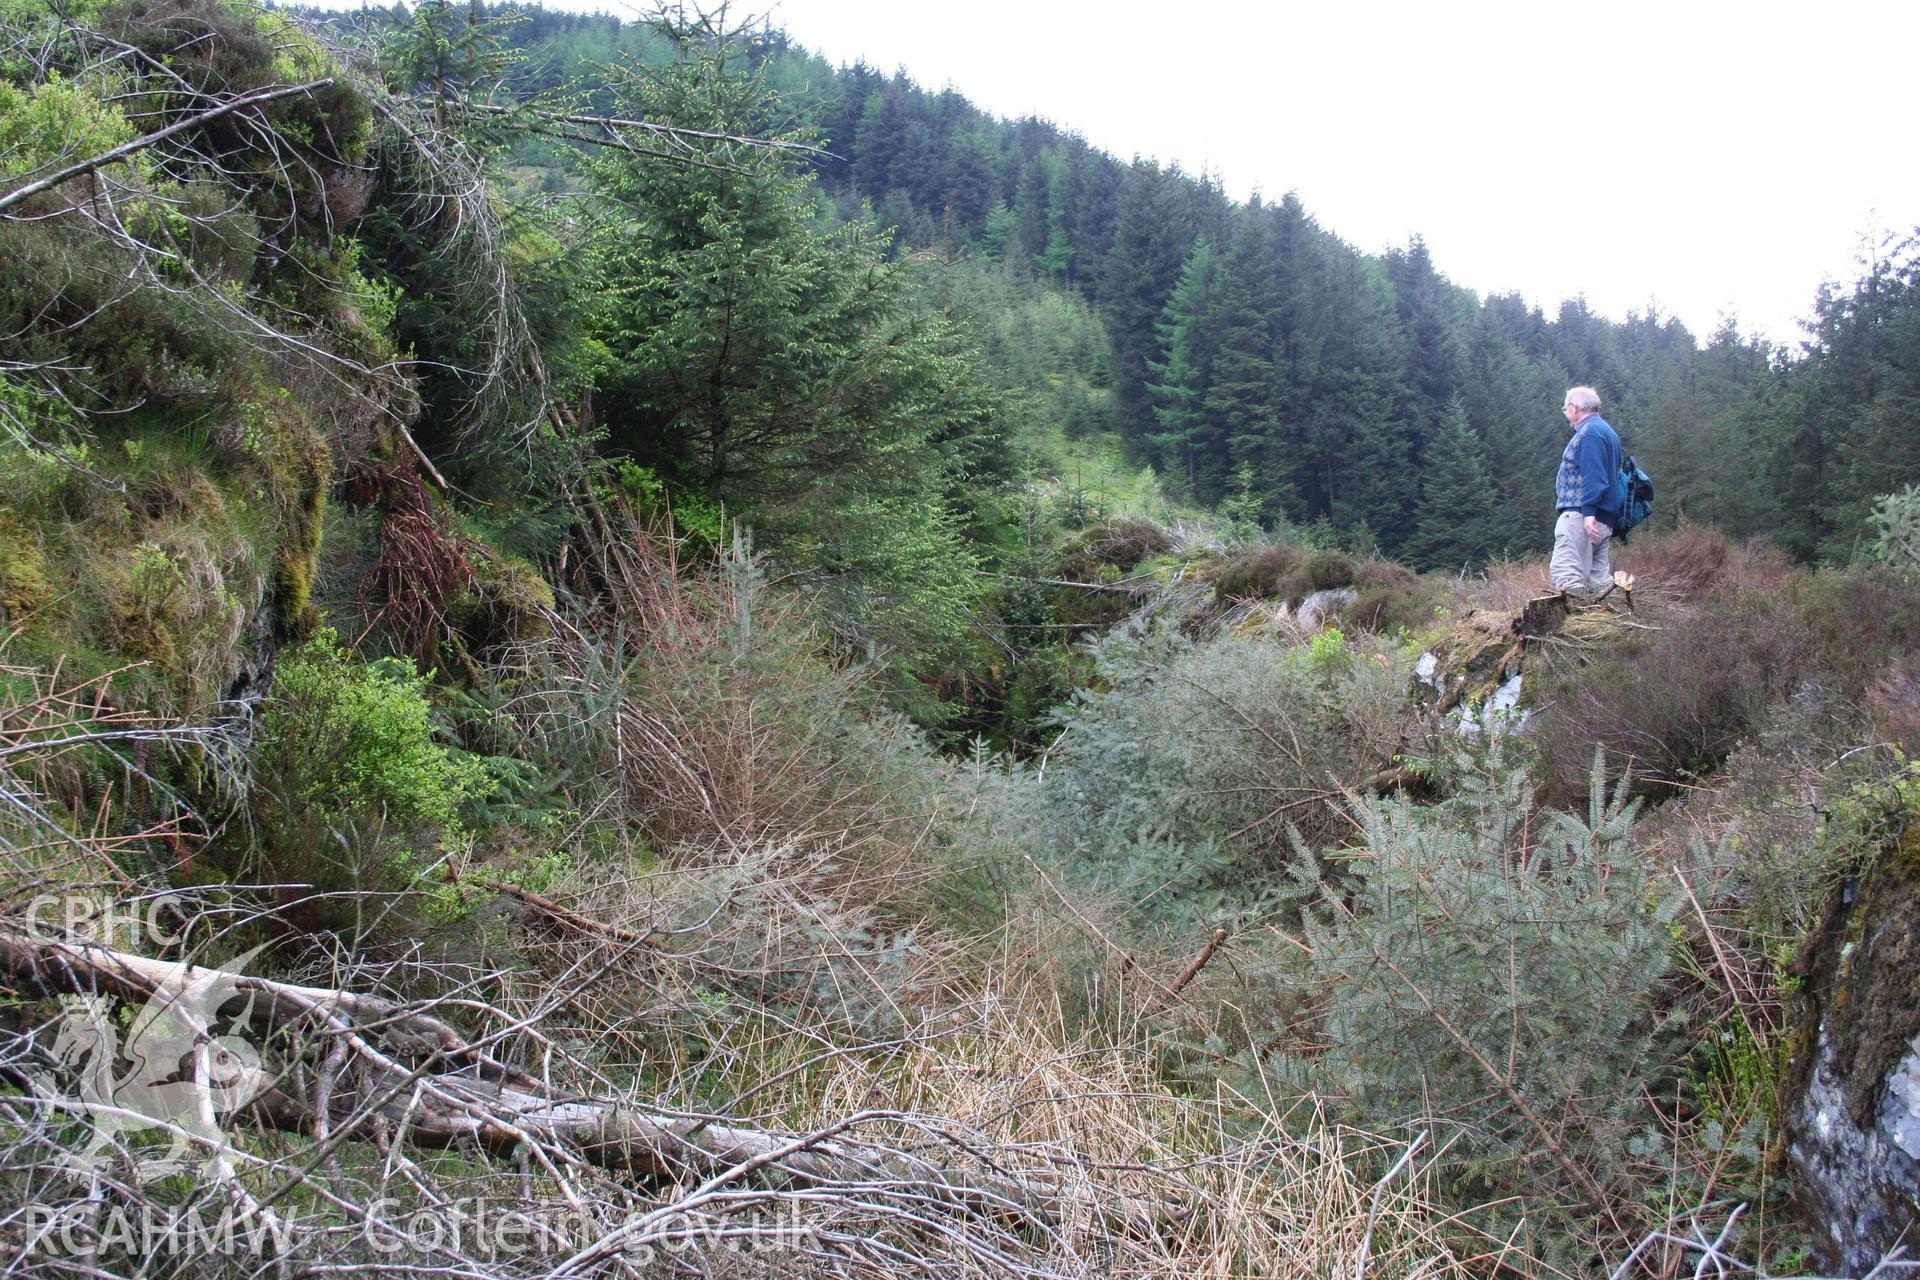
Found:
<box><xmin>1780</xmin><ymin>809</ymin><xmax>1920</xmax><ymax>1275</ymax></box>
<box><xmin>1411</xmin><ymin>610</ymin><xmax>1523</xmax><ymax>714</ymax></box>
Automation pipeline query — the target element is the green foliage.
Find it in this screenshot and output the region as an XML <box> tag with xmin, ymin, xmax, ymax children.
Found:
<box><xmin>792</xmin><ymin>487</ymin><xmax>983</xmax><ymax>663</ymax></box>
<box><xmin>0</xmin><ymin>72</ymin><xmax>135</xmax><ymax>174</ymax></box>
<box><xmin>1773</xmin><ymin>233</ymin><xmax>1920</xmax><ymax>560</ymax></box>
<box><xmin>1401</xmin><ymin>396</ymin><xmax>1499</xmax><ymax>571</ymax></box>
<box><xmin>247</xmin><ymin>629</ymin><xmax>491</xmax><ymax>929</ymax></box>
<box><xmin>1218</xmin><ymin>461</ymin><xmax>1265</xmax><ymax>527</ymax></box>
<box><xmin>588</xmin><ymin>22</ymin><xmax>908</xmax><ymax>498</ymax></box>
<box><xmin>1147</xmin><ymin>238</ymin><xmax>1221</xmax><ymax>494</ymax></box>
<box><xmin>611</xmin><ymin>461</ymin><xmax>724</xmax><ymax>545</ymax></box>
<box><xmin>994</xmin><ymin>623</ymin><xmax>1410</xmax><ymax>924</ymax></box>
<box><xmin>1286</xmin><ymin>754</ymin><xmax>1694</xmax><ymax>1256</ymax></box>
<box><xmin>582</xmin><ymin>16</ymin><xmax>1005</xmax><ymax>670</ymax></box>
<box><xmin>1869</xmin><ymin>483</ymin><xmax>1920</xmax><ymax>572</ymax></box>
<box><xmin>262</xmin><ymin>629</ymin><xmax>489</xmax><ymax>835</ymax></box>
<box><xmin>379</xmin><ymin>0</ymin><xmax>521</xmax><ymax>132</ymax></box>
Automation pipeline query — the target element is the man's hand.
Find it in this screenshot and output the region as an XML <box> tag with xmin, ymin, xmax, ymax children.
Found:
<box><xmin>1584</xmin><ymin>515</ymin><xmax>1612</xmax><ymax>542</ymax></box>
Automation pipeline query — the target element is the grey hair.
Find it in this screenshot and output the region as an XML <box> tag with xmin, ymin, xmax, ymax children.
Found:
<box><xmin>1564</xmin><ymin>386</ymin><xmax>1601</xmax><ymax>413</ymax></box>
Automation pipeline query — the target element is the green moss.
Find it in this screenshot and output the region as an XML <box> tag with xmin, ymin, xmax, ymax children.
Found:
<box><xmin>0</xmin><ymin>392</ymin><xmax>333</xmax><ymax>711</ymax></box>
<box><xmin>274</xmin><ymin>462</ymin><xmax>327</xmax><ymax>638</ymax></box>
<box><xmin>274</xmin><ymin>548</ymin><xmax>319</xmax><ymax>638</ymax></box>
<box><xmin>446</xmin><ymin>546</ymin><xmax>554</xmax><ymax>653</ymax></box>
<box><xmin>482</xmin><ymin>548</ymin><xmax>552</xmax><ymax>614</ymax></box>
<box><xmin>1782</xmin><ymin>772</ymin><xmax>1920</xmax><ymax>1132</ymax></box>
<box><xmin>0</xmin><ymin>515</ymin><xmax>51</xmax><ymax>619</ymax></box>
<box><xmin>207</xmin><ymin>386</ymin><xmax>332</xmax><ymax>638</ymax></box>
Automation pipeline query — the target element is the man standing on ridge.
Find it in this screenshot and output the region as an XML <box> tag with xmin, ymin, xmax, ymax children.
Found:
<box><xmin>1550</xmin><ymin>385</ymin><xmax>1622</xmax><ymax>596</ymax></box>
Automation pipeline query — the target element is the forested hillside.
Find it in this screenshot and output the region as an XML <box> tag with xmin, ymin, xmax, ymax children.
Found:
<box><xmin>4</xmin><ymin>3</ymin><xmax>1920</xmax><ymax>1278</ymax></box>
<box><xmin>360</xmin><ymin>2</ymin><xmax>1920</xmax><ymax>569</ymax></box>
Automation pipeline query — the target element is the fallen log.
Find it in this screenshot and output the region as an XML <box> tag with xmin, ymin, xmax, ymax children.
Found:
<box><xmin>470</xmin><ymin>878</ymin><xmax>668</xmax><ymax>951</ymax></box>
<box><xmin>0</xmin><ymin>931</ymin><xmax>1076</xmax><ymax>1228</ymax></box>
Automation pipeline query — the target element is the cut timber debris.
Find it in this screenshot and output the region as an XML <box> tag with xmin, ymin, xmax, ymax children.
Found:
<box><xmin>0</xmin><ymin>930</ymin><xmax>1129</xmax><ymax>1233</ymax></box>
<box><xmin>1514</xmin><ymin>592</ymin><xmax>1572</xmax><ymax>640</ymax></box>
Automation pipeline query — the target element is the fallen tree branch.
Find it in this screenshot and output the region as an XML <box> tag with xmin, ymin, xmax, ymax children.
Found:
<box><xmin>471</xmin><ymin>878</ymin><xmax>666</xmax><ymax>951</ymax></box>
<box><xmin>1147</xmin><ymin>928</ymin><xmax>1229</xmax><ymax>1014</ymax></box>
<box><xmin>0</xmin><ymin>80</ymin><xmax>334</xmax><ymax>216</ymax></box>
<box><xmin>980</xmin><ymin>570</ymin><xmax>1155</xmax><ymax>596</ymax></box>
<box><xmin>462</xmin><ymin>101</ymin><xmax>837</xmax><ymax>159</ymax></box>
<box><xmin>0</xmin><ymin>931</ymin><xmax>1065</xmax><ymax>1227</ymax></box>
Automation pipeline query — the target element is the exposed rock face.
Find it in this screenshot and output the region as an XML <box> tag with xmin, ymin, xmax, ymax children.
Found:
<box><xmin>1293</xmin><ymin>587</ymin><xmax>1357</xmax><ymax>631</ymax></box>
<box><xmin>1411</xmin><ymin>609</ymin><xmax>1523</xmax><ymax>716</ymax></box>
<box><xmin>1781</xmin><ymin>822</ymin><xmax>1920</xmax><ymax>1275</ymax></box>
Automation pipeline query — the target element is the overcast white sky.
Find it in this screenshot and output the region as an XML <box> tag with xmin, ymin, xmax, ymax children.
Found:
<box><xmin>576</xmin><ymin>0</ymin><xmax>1920</xmax><ymax>348</ymax></box>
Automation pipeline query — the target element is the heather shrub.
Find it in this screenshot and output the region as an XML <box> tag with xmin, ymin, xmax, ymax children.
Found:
<box><xmin>1794</xmin><ymin>564</ymin><xmax>1920</xmax><ymax>699</ymax></box>
<box><xmin>1866</xmin><ymin>655</ymin><xmax>1920</xmax><ymax>757</ymax></box>
<box><xmin>1531</xmin><ymin>595</ymin><xmax>1809</xmax><ymax>804</ymax></box>
<box><xmin>1611</xmin><ymin>524</ymin><xmax>1790</xmax><ymax>600</ymax></box>
<box><xmin>1210</xmin><ymin>543</ymin><xmax>1304</xmax><ymax>600</ymax></box>
<box><xmin>1530</xmin><ymin>556</ymin><xmax>1920</xmax><ymax>805</ymax></box>
<box><xmin>1296</xmin><ymin>548</ymin><xmax>1358</xmax><ymax>595</ymax></box>
<box><xmin>100</xmin><ymin>0</ymin><xmax>372</xmax><ymax>246</ymax></box>
<box><xmin>1285</xmin><ymin>755</ymin><xmax>1698</xmax><ymax>1264</ymax></box>
<box><xmin>1210</xmin><ymin>544</ymin><xmax>1369</xmax><ymax>606</ymax></box>
<box><xmin>1343</xmin><ymin>558</ymin><xmax>1444</xmax><ymax>634</ymax></box>
<box><xmin>1053</xmin><ymin>515</ymin><xmax>1173</xmax><ymax>581</ymax></box>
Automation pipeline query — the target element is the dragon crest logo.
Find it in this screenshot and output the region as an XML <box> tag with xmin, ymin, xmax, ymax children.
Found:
<box><xmin>28</xmin><ymin>946</ymin><xmax>272</xmax><ymax>1183</ymax></box>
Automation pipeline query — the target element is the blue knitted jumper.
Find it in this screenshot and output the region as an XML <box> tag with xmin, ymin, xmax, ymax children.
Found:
<box><xmin>1555</xmin><ymin>414</ymin><xmax>1623</xmax><ymax>522</ymax></box>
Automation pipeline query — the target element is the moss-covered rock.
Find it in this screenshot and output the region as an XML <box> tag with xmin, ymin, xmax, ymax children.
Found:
<box><xmin>1780</xmin><ymin>776</ymin><xmax>1920</xmax><ymax>1274</ymax></box>
<box><xmin>450</xmin><ymin>547</ymin><xmax>556</xmax><ymax>651</ymax></box>
<box><xmin>1411</xmin><ymin>609</ymin><xmax>1522</xmax><ymax>715</ymax></box>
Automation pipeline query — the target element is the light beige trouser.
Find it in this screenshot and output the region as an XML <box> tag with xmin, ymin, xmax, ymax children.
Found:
<box><xmin>1550</xmin><ymin>510</ymin><xmax>1612</xmax><ymax>595</ymax></box>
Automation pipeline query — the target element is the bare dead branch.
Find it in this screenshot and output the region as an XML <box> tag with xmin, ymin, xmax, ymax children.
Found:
<box><xmin>0</xmin><ymin>80</ymin><xmax>334</xmax><ymax>216</ymax></box>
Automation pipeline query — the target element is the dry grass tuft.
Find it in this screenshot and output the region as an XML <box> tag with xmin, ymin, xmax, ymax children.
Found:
<box><xmin>784</xmin><ymin>998</ymin><xmax>1506</xmax><ymax>1279</ymax></box>
<box><xmin>1612</xmin><ymin>524</ymin><xmax>1791</xmax><ymax>603</ymax></box>
<box><xmin>563</xmin><ymin>506</ymin><xmax>949</xmax><ymax>903</ymax></box>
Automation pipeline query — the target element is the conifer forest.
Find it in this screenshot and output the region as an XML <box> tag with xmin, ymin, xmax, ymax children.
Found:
<box><xmin>3</xmin><ymin>4</ymin><xmax>1920</xmax><ymax>1278</ymax></box>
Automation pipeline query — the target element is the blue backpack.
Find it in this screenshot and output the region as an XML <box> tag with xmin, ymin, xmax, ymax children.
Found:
<box><xmin>1613</xmin><ymin>455</ymin><xmax>1654</xmax><ymax>540</ymax></box>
